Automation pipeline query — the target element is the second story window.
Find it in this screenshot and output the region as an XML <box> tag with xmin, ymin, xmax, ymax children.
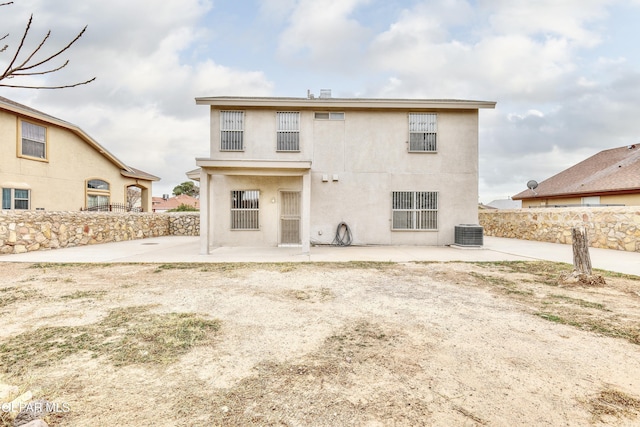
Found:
<box><xmin>314</xmin><ymin>112</ymin><xmax>344</xmax><ymax>120</ymax></box>
<box><xmin>20</xmin><ymin>121</ymin><xmax>47</xmax><ymax>160</ymax></box>
<box><xmin>277</xmin><ymin>112</ymin><xmax>300</xmax><ymax>151</ymax></box>
<box><xmin>409</xmin><ymin>113</ymin><xmax>437</xmax><ymax>152</ymax></box>
<box><xmin>220</xmin><ymin>111</ymin><xmax>244</xmax><ymax>151</ymax></box>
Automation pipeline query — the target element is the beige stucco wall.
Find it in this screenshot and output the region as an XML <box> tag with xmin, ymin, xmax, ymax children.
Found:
<box><xmin>0</xmin><ymin>110</ymin><xmax>152</xmax><ymax>211</ymax></box>
<box><xmin>209</xmin><ymin>175</ymin><xmax>302</xmax><ymax>246</ymax></box>
<box><xmin>479</xmin><ymin>207</ymin><xmax>640</xmax><ymax>252</ymax></box>
<box><xmin>205</xmin><ymin>108</ymin><xmax>480</xmax><ymax>246</ymax></box>
<box><xmin>520</xmin><ymin>193</ymin><xmax>640</xmax><ymax>208</ymax></box>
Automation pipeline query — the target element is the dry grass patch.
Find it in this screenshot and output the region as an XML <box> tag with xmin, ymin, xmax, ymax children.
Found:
<box><xmin>58</xmin><ymin>290</ymin><xmax>107</xmax><ymax>300</ymax></box>
<box><xmin>464</xmin><ymin>261</ymin><xmax>640</xmax><ymax>345</ymax></box>
<box><xmin>588</xmin><ymin>388</ymin><xmax>640</xmax><ymax>423</ymax></box>
<box><xmin>0</xmin><ymin>305</ymin><xmax>220</xmax><ymax>375</ymax></box>
<box><xmin>0</xmin><ymin>287</ymin><xmax>37</xmax><ymax>309</ymax></box>
<box><xmin>285</xmin><ymin>287</ymin><xmax>334</xmax><ymax>302</ymax></box>
<box><xmin>153</xmin><ymin>261</ymin><xmax>397</xmax><ymax>274</ymax></box>
<box><xmin>186</xmin><ymin>320</ymin><xmax>432</xmax><ymax>426</ymax></box>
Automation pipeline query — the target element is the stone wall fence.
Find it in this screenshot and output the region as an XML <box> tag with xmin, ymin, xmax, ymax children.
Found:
<box><xmin>0</xmin><ymin>211</ymin><xmax>200</xmax><ymax>255</ymax></box>
<box><xmin>479</xmin><ymin>206</ymin><xmax>640</xmax><ymax>252</ymax></box>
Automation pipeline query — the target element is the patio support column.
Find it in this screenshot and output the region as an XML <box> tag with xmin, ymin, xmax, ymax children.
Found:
<box><xmin>199</xmin><ymin>169</ymin><xmax>211</xmax><ymax>255</ymax></box>
<box><xmin>301</xmin><ymin>170</ymin><xmax>311</xmax><ymax>253</ymax></box>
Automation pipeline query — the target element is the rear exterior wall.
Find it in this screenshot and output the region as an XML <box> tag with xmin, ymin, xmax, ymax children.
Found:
<box><xmin>207</xmin><ymin>108</ymin><xmax>480</xmax><ymax>246</ymax></box>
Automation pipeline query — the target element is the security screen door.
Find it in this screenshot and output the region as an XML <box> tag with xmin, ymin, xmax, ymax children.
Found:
<box><xmin>280</xmin><ymin>191</ymin><xmax>301</xmax><ymax>245</ymax></box>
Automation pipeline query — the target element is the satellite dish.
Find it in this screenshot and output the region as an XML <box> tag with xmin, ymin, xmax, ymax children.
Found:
<box><xmin>527</xmin><ymin>180</ymin><xmax>538</xmax><ymax>190</ymax></box>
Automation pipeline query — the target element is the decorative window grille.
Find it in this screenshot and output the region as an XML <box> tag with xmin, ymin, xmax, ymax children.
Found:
<box><xmin>231</xmin><ymin>190</ymin><xmax>259</xmax><ymax>230</ymax></box>
<box><xmin>277</xmin><ymin>112</ymin><xmax>300</xmax><ymax>151</ymax></box>
<box><xmin>21</xmin><ymin>121</ymin><xmax>46</xmax><ymax>159</ymax></box>
<box><xmin>409</xmin><ymin>113</ymin><xmax>437</xmax><ymax>152</ymax></box>
<box><xmin>392</xmin><ymin>191</ymin><xmax>438</xmax><ymax>230</ymax></box>
<box><xmin>2</xmin><ymin>188</ymin><xmax>30</xmax><ymax>210</ymax></box>
<box><xmin>220</xmin><ymin>111</ymin><xmax>244</xmax><ymax>151</ymax></box>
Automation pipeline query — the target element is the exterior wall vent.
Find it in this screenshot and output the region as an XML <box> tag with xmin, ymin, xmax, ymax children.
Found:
<box><xmin>454</xmin><ymin>224</ymin><xmax>483</xmax><ymax>246</ymax></box>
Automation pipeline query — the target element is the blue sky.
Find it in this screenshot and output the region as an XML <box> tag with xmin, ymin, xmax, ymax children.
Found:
<box><xmin>2</xmin><ymin>0</ymin><xmax>640</xmax><ymax>203</ymax></box>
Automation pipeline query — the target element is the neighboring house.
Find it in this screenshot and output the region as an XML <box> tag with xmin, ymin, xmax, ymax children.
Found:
<box><xmin>0</xmin><ymin>97</ymin><xmax>159</xmax><ymax>212</ymax></box>
<box><xmin>152</xmin><ymin>194</ymin><xmax>200</xmax><ymax>212</ymax></box>
<box><xmin>194</xmin><ymin>95</ymin><xmax>496</xmax><ymax>253</ymax></box>
<box><xmin>513</xmin><ymin>145</ymin><xmax>640</xmax><ymax>208</ymax></box>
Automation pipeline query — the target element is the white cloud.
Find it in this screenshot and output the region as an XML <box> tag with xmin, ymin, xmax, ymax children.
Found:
<box><xmin>277</xmin><ymin>0</ymin><xmax>372</xmax><ymax>67</ymax></box>
<box><xmin>367</xmin><ymin>0</ymin><xmax>613</xmax><ymax>101</ymax></box>
<box><xmin>483</xmin><ymin>0</ymin><xmax>610</xmax><ymax>47</ymax></box>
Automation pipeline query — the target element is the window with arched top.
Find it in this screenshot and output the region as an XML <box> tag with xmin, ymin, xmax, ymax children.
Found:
<box><xmin>87</xmin><ymin>179</ymin><xmax>109</xmax><ymax>190</ymax></box>
<box><xmin>86</xmin><ymin>179</ymin><xmax>110</xmax><ymax>210</ymax></box>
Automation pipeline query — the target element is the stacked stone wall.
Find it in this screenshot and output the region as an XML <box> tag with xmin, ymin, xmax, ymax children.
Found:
<box><xmin>167</xmin><ymin>212</ymin><xmax>200</xmax><ymax>236</ymax></box>
<box><xmin>0</xmin><ymin>211</ymin><xmax>200</xmax><ymax>255</ymax></box>
<box><xmin>479</xmin><ymin>207</ymin><xmax>640</xmax><ymax>252</ymax></box>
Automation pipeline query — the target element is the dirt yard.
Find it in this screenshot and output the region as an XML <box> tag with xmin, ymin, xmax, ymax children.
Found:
<box><xmin>1</xmin><ymin>260</ymin><xmax>640</xmax><ymax>426</ymax></box>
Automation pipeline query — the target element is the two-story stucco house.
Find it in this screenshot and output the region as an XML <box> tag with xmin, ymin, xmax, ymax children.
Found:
<box><xmin>0</xmin><ymin>97</ymin><xmax>158</xmax><ymax>212</ymax></box>
<box><xmin>194</xmin><ymin>95</ymin><xmax>495</xmax><ymax>254</ymax></box>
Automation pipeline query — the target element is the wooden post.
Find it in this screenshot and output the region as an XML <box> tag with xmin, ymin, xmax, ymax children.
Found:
<box><xmin>572</xmin><ymin>226</ymin><xmax>592</xmax><ymax>275</ymax></box>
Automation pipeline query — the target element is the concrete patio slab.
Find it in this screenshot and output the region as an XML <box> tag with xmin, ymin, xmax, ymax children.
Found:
<box><xmin>0</xmin><ymin>236</ymin><xmax>639</xmax><ymax>276</ymax></box>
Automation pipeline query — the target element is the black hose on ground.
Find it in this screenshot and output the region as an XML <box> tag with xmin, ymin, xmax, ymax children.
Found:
<box><xmin>332</xmin><ymin>222</ymin><xmax>352</xmax><ymax>246</ymax></box>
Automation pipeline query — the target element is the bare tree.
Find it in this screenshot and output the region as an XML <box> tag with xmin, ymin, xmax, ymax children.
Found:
<box><xmin>127</xmin><ymin>187</ymin><xmax>142</xmax><ymax>211</ymax></box>
<box><xmin>0</xmin><ymin>2</ymin><xmax>95</xmax><ymax>89</ymax></box>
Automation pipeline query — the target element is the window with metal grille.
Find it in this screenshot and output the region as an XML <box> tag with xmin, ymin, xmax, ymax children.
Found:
<box><xmin>409</xmin><ymin>113</ymin><xmax>437</xmax><ymax>152</ymax></box>
<box><xmin>392</xmin><ymin>191</ymin><xmax>438</xmax><ymax>230</ymax></box>
<box><xmin>277</xmin><ymin>112</ymin><xmax>300</xmax><ymax>151</ymax></box>
<box><xmin>231</xmin><ymin>190</ymin><xmax>259</xmax><ymax>230</ymax></box>
<box><xmin>2</xmin><ymin>188</ymin><xmax>30</xmax><ymax>210</ymax></box>
<box><xmin>21</xmin><ymin>121</ymin><xmax>47</xmax><ymax>159</ymax></box>
<box><xmin>220</xmin><ymin>111</ymin><xmax>244</xmax><ymax>151</ymax></box>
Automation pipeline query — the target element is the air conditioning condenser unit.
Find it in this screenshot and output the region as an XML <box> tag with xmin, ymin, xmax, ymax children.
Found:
<box><xmin>454</xmin><ymin>224</ymin><xmax>483</xmax><ymax>247</ymax></box>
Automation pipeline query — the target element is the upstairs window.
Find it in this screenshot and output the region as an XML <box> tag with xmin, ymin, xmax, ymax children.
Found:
<box><xmin>231</xmin><ymin>190</ymin><xmax>259</xmax><ymax>230</ymax></box>
<box><xmin>314</xmin><ymin>112</ymin><xmax>344</xmax><ymax>120</ymax></box>
<box><xmin>2</xmin><ymin>188</ymin><xmax>30</xmax><ymax>210</ymax></box>
<box><xmin>409</xmin><ymin>113</ymin><xmax>437</xmax><ymax>152</ymax></box>
<box><xmin>220</xmin><ymin>111</ymin><xmax>244</xmax><ymax>151</ymax></box>
<box><xmin>277</xmin><ymin>112</ymin><xmax>300</xmax><ymax>151</ymax></box>
<box><xmin>20</xmin><ymin>121</ymin><xmax>47</xmax><ymax>159</ymax></box>
<box><xmin>392</xmin><ymin>191</ymin><xmax>438</xmax><ymax>230</ymax></box>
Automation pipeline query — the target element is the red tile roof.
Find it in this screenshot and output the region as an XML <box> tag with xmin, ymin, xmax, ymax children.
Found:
<box><xmin>513</xmin><ymin>145</ymin><xmax>640</xmax><ymax>200</ymax></box>
<box><xmin>152</xmin><ymin>194</ymin><xmax>199</xmax><ymax>211</ymax></box>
